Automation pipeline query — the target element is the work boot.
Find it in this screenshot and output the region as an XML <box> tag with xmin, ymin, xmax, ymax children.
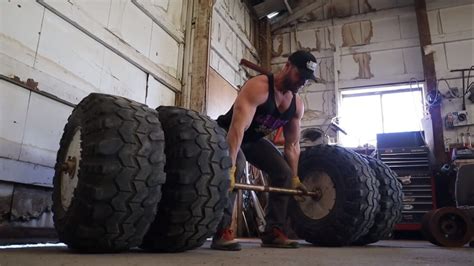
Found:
<box><xmin>211</xmin><ymin>229</ymin><xmax>242</xmax><ymax>251</ymax></box>
<box><xmin>261</xmin><ymin>227</ymin><xmax>299</xmax><ymax>248</ymax></box>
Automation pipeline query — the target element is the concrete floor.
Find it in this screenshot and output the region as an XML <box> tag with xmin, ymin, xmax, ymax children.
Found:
<box><xmin>0</xmin><ymin>239</ymin><xmax>472</xmax><ymax>266</ymax></box>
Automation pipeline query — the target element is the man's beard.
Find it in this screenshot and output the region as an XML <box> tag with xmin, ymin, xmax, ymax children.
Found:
<box><xmin>282</xmin><ymin>76</ymin><xmax>299</xmax><ymax>93</ymax></box>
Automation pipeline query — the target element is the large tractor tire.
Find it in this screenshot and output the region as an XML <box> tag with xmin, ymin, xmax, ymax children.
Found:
<box><xmin>141</xmin><ymin>106</ymin><xmax>230</xmax><ymax>252</ymax></box>
<box><xmin>52</xmin><ymin>93</ymin><xmax>166</xmax><ymax>252</ymax></box>
<box><xmin>353</xmin><ymin>155</ymin><xmax>403</xmax><ymax>245</ymax></box>
<box><xmin>289</xmin><ymin>145</ymin><xmax>380</xmax><ymax>246</ymax></box>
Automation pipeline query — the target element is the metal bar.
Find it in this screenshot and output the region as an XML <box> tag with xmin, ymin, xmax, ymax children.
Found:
<box><xmin>234</xmin><ymin>183</ymin><xmax>321</xmax><ymax>197</ymax></box>
<box><xmin>450</xmin><ymin>68</ymin><xmax>474</xmax><ymax>72</ymax></box>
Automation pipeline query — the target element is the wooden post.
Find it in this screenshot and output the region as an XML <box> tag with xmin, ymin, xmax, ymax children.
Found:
<box><xmin>189</xmin><ymin>0</ymin><xmax>213</xmax><ymax>114</ymax></box>
<box><xmin>257</xmin><ymin>18</ymin><xmax>272</xmax><ymax>71</ymax></box>
<box><xmin>414</xmin><ymin>0</ymin><xmax>447</xmax><ymax>165</ymax></box>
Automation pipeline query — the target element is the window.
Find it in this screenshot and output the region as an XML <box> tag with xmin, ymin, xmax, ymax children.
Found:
<box><xmin>339</xmin><ymin>84</ymin><xmax>424</xmax><ymax>148</ymax></box>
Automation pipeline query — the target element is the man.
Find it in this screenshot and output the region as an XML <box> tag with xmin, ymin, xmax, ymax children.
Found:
<box><xmin>211</xmin><ymin>50</ymin><xmax>318</xmax><ymax>251</ymax></box>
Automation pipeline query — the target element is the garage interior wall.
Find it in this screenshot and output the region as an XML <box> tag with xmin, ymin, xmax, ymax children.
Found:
<box><xmin>0</xmin><ymin>0</ymin><xmax>186</xmax><ymax>230</ymax></box>
<box><xmin>271</xmin><ymin>0</ymin><xmax>474</xmax><ymax>146</ymax></box>
<box><xmin>207</xmin><ymin>0</ymin><xmax>260</xmax><ymax>119</ymax></box>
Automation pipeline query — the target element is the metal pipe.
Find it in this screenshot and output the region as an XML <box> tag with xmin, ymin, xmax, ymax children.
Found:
<box><xmin>234</xmin><ymin>183</ymin><xmax>321</xmax><ymax>199</ymax></box>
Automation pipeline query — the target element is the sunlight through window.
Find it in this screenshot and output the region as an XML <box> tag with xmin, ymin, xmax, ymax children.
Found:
<box><xmin>339</xmin><ymin>84</ymin><xmax>424</xmax><ymax>148</ymax></box>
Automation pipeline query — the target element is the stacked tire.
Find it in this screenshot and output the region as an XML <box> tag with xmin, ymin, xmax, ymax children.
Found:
<box><xmin>52</xmin><ymin>93</ymin><xmax>167</xmax><ymax>252</ymax></box>
<box><xmin>354</xmin><ymin>155</ymin><xmax>403</xmax><ymax>245</ymax></box>
<box><xmin>53</xmin><ymin>94</ymin><xmax>403</xmax><ymax>252</ymax></box>
<box><xmin>52</xmin><ymin>94</ymin><xmax>230</xmax><ymax>253</ymax></box>
<box><xmin>141</xmin><ymin>106</ymin><xmax>230</xmax><ymax>252</ymax></box>
<box><xmin>288</xmin><ymin>145</ymin><xmax>403</xmax><ymax>246</ymax></box>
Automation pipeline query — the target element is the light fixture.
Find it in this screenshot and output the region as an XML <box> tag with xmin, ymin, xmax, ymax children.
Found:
<box><xmin>267</xmin><ymin>11</ymin><xmax>279</xmax><ymax>19</ymax></box>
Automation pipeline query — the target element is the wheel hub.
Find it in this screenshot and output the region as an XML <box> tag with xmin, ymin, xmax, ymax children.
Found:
<box><xmin>297</xmin><ymin>171</ymin><xmax>336</xmax><ymax>220</ymax></box>
<box><xmin>438</xmin><ymin>213</ymin><xmax>465</xmax><ymax>240</ymax></box>
<box><xmin>60</xmin><ymin>129</ymin><xmax>82</xmax><ymax>211</ymax></box>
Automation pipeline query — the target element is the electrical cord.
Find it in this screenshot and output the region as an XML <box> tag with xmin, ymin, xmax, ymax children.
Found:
<box><xmin>464</xmin><ymin>81</ymin><xmax>473</xmax><ymax>96</ymax></box>
<box><xmin>437</xmin><ymin>78</ymin><xmax>462</xmax><ymax>98</ymax></box>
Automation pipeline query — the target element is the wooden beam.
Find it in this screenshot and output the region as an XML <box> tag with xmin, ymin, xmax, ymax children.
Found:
<box><xmin>189</xmin><ymin>0</ymin><xmax>213</xmax><ymax>114</ymax></box>
<box><xmin>414</xmin><ymin>0</ymin><xmax>447</xmax><ymax>165</ymax></box>
<box><xmin>257</xmin><ymin>18</ymin><xmax>272</xmax><ymax>71</ymax></box>
<box><xmin>271</xmin><ymin>0</ymin><xmax>328</xmax><ymax>32</ymax></box>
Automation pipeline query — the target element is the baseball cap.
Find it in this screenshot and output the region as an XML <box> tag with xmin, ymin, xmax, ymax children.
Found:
<box><xmin>288</xmin><ymin>50</ymin><xmax>318</xmax><ymax>81</ymax></box>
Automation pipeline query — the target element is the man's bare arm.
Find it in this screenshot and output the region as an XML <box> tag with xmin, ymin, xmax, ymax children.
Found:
<box><xmin>283</xmin><ymin>95</ymin><xmax>304</xmax><ymax>176</ymax></box>
<box><xmin>227</xmin><ymin>76</ymin><xmax>269</xmax><ymax>166</ymax></box>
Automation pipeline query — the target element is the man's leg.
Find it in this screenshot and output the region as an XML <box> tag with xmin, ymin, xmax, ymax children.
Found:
<box><xmin>242</xmin><ymin>138</ymin><xmax>298</xmax><ymax>248</ymax></box>
<box><xmin>211</xmin><ymin>149</ymin><xmax>246</xmax><ymax>251</ymax></box>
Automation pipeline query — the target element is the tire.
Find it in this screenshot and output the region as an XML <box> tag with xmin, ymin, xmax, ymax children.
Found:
<box><xmin>288</xmin><ymin>145</ymin><xmax>380</xmax><ymax>246</ymax></box>
<box><xmin>52</xmin><ymin>93</ymin><xmax>166</xmax><ymax>252</ymax></box>
<box><xmin>423</xmin><ymin>207</ymin><xmax>473</xmax><ymax>247</ymax></box>
<box><xmin>141</xmin><ymin>106</ymin><xmax>231</xmax><ymax>252</ymax></box>
<box><xmin>421</xmin><ymin>210</ymin><xmax>438</xmax><ymax>245</ymax></box>
<box><xmin>353</xmin><ymin>155</ymin><xmax>403</xmax><ymax>245</ymax></box>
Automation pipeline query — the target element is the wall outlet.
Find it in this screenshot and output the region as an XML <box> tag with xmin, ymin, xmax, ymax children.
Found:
<box><xmin>452</xmin><ymin>111</ymin><xmax>469</xmax><ymax>127</ymax></box>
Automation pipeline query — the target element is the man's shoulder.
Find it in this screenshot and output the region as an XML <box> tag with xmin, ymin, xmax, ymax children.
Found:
<box><xmin>243</xmin><ymin>75</ymin><xmax>270</xmax><ymax>94</ymax></box>
<box><xmin>248</xmin><ymin>74</ymin><xmax>269</xmax><ymax>87</ymax></box>
<box><xmin>240</xmin><ymin>75</ymin><xmax>270</xmax><ymax>105</ymax></box>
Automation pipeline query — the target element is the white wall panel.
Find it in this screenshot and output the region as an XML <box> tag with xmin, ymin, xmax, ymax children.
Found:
<box><xmin>445</xmin><ymin>39</ymin><xmax>474</xmax><ymax>70</ymax></box>
<box><xmin>272</xmin><ymin>33</ymin><xmax>291</xmax><ymax>57</ymax></box>
<box><xmin>0</xmin><ymin>81</ymin><xmax>29</xmax><ymax>159</ymax></box>
<box><xmin>402</xmin><ymin>47</ymin><xmax>423</xmax><ymax>76</ymax></box>
<box><xmin>400</xmin><ymin>13</ymin><xmax>419</xmax><ymax>39</ymax></box>
<box><xmin>370</xmin><ymin>50</ymin><xmax>405</xmax><ymax>77</ymax></box>
<box><xmin>134</xmin><ymin>0</ymin><xmax>185</xmax><ymax>35</ymax></box>
<box><xmin>108</xmin><ymin>0</ymin><xmax>153</xmax><ymax>57</ymax></box>
<box><xmin>20</xmin><ymin>93</ymin><xmax>73</xmax><ymax>167</ymax></box>
<box><xmin>146</xmin><ymin>77</ymin><xmax>175</xmax><ymax>109</ymax></box>
<box><xmin>427</xmin><ymin>10</ymin><xmax>441</xmax><ymax>36</ymax></box>
<box><xmin>99</xmin><ymin>50</ymin><xmax>147</xmax><ymax>103</ymax></box>
<box><xmin>211</xmin><ymin>0</ymin><xmax>258</xmax><ymax>88</ymax></box>
<box><xmin>300</xmin><ymin>90</ymin><xmax>335</xmax><ymax>127</ymax></box>
<box><xmin>148</xmin><ymin>23</ymin><xmax>179</xmax><ymax>78</ymax></box>
<box><xmin>0</xmin><ymin>158</ymin><xmax>53</xmax><ymax>187</ymax></box>
<box><xmin>50</xmin><ymin>0</ymin><xmax>111</xmax><ymax>28</ymax></box>
<box><xmin>38</xmin><ymin>0</ymin><xmax>181</xmax><ymax>91</ymax></box>
<box><xmin>35</xmin><ymin>10</ymin><xmax>104</xmax><ymax>91</ymax></box>
<box><xmin>431</xmin><ymin>44</ymin><xmax>449</xmax><ymax>76</ymax></box>
<box><xmin>0</xmin><ymin>54</ymin><xmax>90</xmax><ymax>105</ymax></box>
<box><xmin>0</xmin><ymin>1</ymin><xmax>44</xmax><ymax>67</ymax></box>
<box><xmin>371</xmin><ymin>16</ymin><xmax>401</xmax><ymax>43</ymax></box>
<box><xmin>439</xmin><ymin>4</ymin><xmax>474</xmax><ymax>34</ymax></box>
<box><xmin>338</xmin><ymin>54</ymin><xmax>360</xmax><ymax>80</ymax></box>
<box><xmin>1</xmin><ymin>0</ymin><xmax>185</xmax><ymax>190</ymax></box>
<box><xmin>296</xmin><ymin>29</ymin><xmax>318</xmax><ymax>50</ymax></box>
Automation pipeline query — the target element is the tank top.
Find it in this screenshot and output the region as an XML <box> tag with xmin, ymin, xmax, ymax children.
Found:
<box><xmin>216</xmin><ymin>74</ymin><xmax>297</xmax><ymax>143</ymax></box>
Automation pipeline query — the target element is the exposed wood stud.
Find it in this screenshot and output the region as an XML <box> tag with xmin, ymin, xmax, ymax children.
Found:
<box><xmin>189</xmin><ymin>0</ymin><xmax>213</xmax><ymax>114</ymax></box>
<box><xmin>414</xmin><ymin>0</ymin><xmax>447</xmax><ymax>165</ymax></box>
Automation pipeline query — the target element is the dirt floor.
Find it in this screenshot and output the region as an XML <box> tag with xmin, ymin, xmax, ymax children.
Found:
<box><xmin>0</xmin><ymin>239</ymin><xmax>472</xmax><ymax>266</ymax></box>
